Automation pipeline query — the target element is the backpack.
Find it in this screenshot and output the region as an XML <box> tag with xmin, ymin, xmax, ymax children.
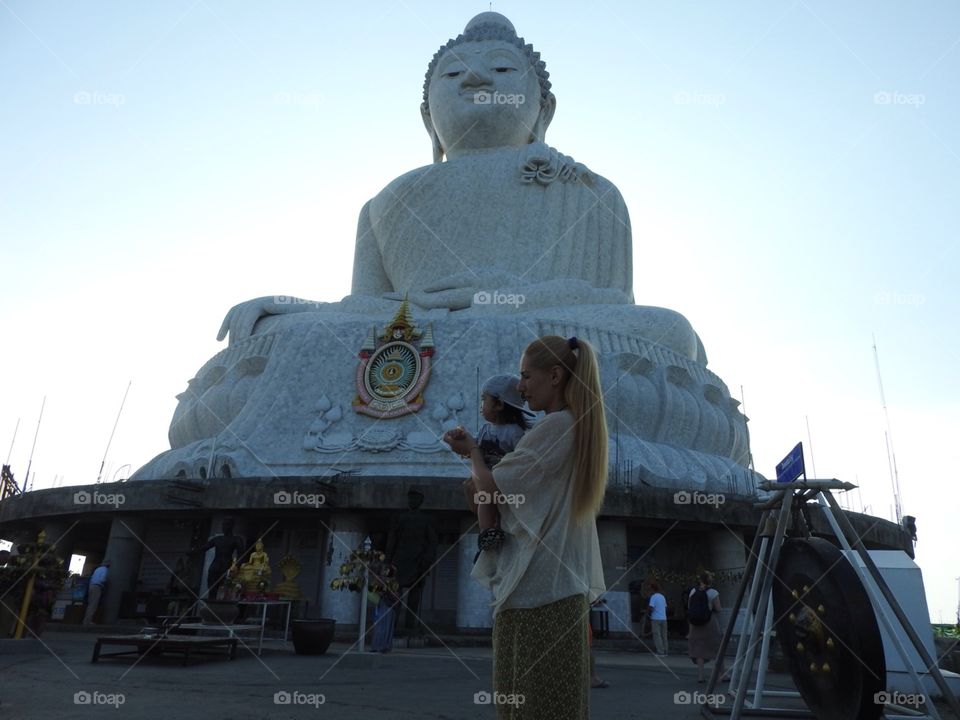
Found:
<box><xmin>688</xmin><ymin>588</ymin><xmax>712</xmax><ymax>626</ymax></box>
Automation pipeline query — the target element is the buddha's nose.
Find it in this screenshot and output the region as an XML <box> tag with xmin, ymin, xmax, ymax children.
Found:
<box><xmin>461</xmin><ymin>66</ymin><xmax>492</xmax><ymax>88</ymax></box>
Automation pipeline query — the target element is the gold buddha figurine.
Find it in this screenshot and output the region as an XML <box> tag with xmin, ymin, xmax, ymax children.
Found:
<box><xmin>239</xmin><ymin>539</ymin><xmax>271</xmax><ymax>593</ymax></box>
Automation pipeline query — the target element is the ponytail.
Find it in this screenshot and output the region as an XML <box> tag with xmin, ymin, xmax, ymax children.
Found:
<box><xmin>523</xmin><ymin>335</ymin><xmax>608</xmax><ymax>522</ymax></box>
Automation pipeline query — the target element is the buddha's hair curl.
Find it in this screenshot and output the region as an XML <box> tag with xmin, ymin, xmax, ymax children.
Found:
<box><xmin>422</xmin><ymin>23</ymin><xmax>552</xmax><ymax>106</ymax></box>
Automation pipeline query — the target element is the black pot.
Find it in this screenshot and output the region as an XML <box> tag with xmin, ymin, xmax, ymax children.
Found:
<box><xmin>292</xmin><ymin>619</ymin><xmax>336</xmax><ymax>655</ymax></box>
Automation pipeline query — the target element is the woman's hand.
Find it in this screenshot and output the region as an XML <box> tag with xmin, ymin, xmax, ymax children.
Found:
<box><xmin>443</xmin><ymin>426</ymin><xmax>477</xmax><ymax>458</ymax></box>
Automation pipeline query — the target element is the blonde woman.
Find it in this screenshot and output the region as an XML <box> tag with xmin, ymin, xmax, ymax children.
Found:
<box><xmin>444</xmin><ymin>335</ymin><xmax>607</xmax><ymax>719</ymax></box>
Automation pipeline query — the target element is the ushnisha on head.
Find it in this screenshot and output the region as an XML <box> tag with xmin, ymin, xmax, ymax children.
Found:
<box><xmin>421</xmin><ymin>12</ymin><xmax>557</xmax><ymax>162</ymax></box>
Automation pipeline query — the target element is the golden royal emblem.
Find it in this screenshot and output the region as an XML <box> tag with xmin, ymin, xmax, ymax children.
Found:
<box><xmin>354</xmin><ymin>299</ymin><xmax>434</xmax><ymax>418</ymax></box>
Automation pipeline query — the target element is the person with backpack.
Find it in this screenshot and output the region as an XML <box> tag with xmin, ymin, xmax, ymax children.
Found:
<box><xmin>686</xmin><ymin>571</ymin><xmax>725</xmax><ymax>682</ymax></box>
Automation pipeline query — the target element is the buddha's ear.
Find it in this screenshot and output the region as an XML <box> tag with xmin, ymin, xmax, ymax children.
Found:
<box><xmin>530</xmin><ymin>92</ymin><xmax>557</xmax><ymax>144</ymax></box>
<box><xmin>421</xmin><ymin>102</ymin><xmax>444</xmax><ymax>163</ymax></box>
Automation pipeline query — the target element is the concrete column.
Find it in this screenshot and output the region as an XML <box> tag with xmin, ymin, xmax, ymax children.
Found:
<box><xmin>317</xmin><ymin>514</ymin><xmax>365</xmax><ymax>629</ymax></box>
<box><xmin>597</xmin><ymin>519</ymin><xmax>628</xmax><ymax>591</ymax></box>
<box><xmin>456</xmin><ymin>516</ymin><xmax>493</xmax><ymax>630</ymax></box>
<box><xmin>596</xmin><ymin>519</ymin><xmax>631</xmax><ymax>634</ymax></box>
<box><xmin>707</xmin><ymin>528</ymin><xmax>747</xmax><ymax>636</ymax></box>
<box><xmin>100</xmin><ymin>516</ymin><xmax>146</xmax><ymax>624</ymax></box>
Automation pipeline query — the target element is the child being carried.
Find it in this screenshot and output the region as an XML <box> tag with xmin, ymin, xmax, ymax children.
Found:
<box><xmin>465</xmin><ymin>374</ymin><xmax>534</xmax><ymax>559</ymax></box>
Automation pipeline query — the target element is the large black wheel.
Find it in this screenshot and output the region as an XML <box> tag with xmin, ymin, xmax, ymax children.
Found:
<box><xmin>772</xmin><ymin>538</ymin><xmax>885</xmax><ymax>720</ymax></box>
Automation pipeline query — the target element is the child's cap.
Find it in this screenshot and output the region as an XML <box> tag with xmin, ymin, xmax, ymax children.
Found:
<box><xmin>482</xmin><ymin>374</ymin><xmax>534</xmax><ymax>416</ymax></box>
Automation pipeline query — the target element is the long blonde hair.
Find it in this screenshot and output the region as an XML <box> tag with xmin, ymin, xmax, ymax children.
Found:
<box><xmin>523</xmin><ymin>335</ymin><xmax>608</xmax><ymax>523</ymax></box>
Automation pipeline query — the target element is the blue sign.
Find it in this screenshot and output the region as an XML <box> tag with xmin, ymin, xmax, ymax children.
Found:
<box><xmin>776</xmin><ymin>442</ymin><xmax>805</xmax><ymax>483</ymax></box>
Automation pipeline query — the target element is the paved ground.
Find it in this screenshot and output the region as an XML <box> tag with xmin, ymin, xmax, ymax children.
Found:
<box><xmin>1</xmin><ymin>630</ymin><xmax>955</xmax><ymax>719</ymax></box>
<box><xmin>1</xmin><ymin>628</ymin><xmax>798</xmax><ymax>720</ymax></box>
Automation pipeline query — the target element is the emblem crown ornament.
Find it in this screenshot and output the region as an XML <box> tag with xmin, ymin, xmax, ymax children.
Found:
<box><xmin>353</xmin><ymin>298</ymin><xmax>434</xmax><ymax>419</ymax></box>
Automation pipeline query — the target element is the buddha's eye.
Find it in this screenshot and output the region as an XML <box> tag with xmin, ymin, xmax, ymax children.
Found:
<box><xmin>444</xmin><ymin>70</ymin><xmax>463</xmax><ymax>78</ymax></box>
<box><xmin>494</xmin><ymin>66</ymin><xmax>516</xmax><ymax>73</ymax></box>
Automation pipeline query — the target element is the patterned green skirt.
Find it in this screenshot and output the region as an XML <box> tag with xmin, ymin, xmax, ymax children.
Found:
<box><xmin>492</xmin><ymin>593</ymin><xmax>590</xmax><ymax>719</ymax></box>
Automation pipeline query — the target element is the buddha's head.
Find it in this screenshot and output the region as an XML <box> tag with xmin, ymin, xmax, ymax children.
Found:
<box><xmin>421</xmin><ymin>13</ymin><xmax>556</xmax><ymax>162</ymax></box>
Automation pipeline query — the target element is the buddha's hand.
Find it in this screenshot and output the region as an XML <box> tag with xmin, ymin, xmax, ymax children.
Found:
<box><xmin>216</xmin><ymin>295</ymin><xmax>323</xmax><ymax>344</ymax></box>
<box><xmin>383</xmin><ymin>270</ymin><xmax>522</xmax><ymax>311</ymax></box>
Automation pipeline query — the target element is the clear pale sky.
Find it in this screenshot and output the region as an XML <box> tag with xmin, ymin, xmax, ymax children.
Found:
<box><xmin>1</xmin><ymin>1</ymin><xmax>958</xmax><ymax>623</ymax></box>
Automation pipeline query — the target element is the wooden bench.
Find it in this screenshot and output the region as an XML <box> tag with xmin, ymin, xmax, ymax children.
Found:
<box><xmin>91</xmin><ymin>634</ymin><xmax>238</xmax><ymax>666</ymax></box>
<box><xmin>171</xmin><ymin>623</ymin><xmax>265</xmax><ymax>654</ymax></box>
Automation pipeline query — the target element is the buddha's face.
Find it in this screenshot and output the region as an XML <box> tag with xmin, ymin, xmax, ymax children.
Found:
<box><xmin>426</xmin><ymin>40</ymin><xmax>545</xmax><ymax>157</ymax></box>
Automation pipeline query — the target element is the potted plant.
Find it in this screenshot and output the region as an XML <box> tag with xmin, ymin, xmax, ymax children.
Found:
<box><xmin>328</xmin><ymin>544</ymin><xmax>400</xmax><ymax>652</ymax></box>
<box><xmin>0</xmin><ymin>532</ymin><xmax>68</xmax><ymax>638</ymax></box>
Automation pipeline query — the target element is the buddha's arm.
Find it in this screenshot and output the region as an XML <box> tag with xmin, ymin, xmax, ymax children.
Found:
<box><xmin>215</xmin><ymin>202</ymin><xmax>393</xmax><ymax>343</ymax></box>
<box><xmin>216</xmin><ymin>294</ymin><xmax>321</xmax><ymax>344</ymax></box>
<box><xmin>215</xmin><ymin>203</ymin><xmax>392</xmax><ymax>344</ymax></box>
<box><xmin>591</xmin><ymin>180</ymin><xmax>634</xmax><ymax>303</ymax></box>
<box><xmin>351</xmin><ymin>200</ymin><xmax>392</xmax><ymax>296</ymax></box>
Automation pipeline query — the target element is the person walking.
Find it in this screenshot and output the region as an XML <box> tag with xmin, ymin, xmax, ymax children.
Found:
<box><xmin>647</xmin><ymin>581</ymin><xmax>669</xmax><ymax>656</ymax></box>
<box><xmin>82</xmin><ymin>560</ymin><xmax>110</xmax><ymax>625</ymax></box>
<box><xmin>369</xmin><ymin>564</ymin><xmax>399</xmax><ymax>653</ymax></box>
<box><xmin>686</xmin><ymin>571</ymin><xmax>725</xmax><ymax>682</ymax></box>
<box><xmin>444</xmin><ymin>335</ymin><xmax>607</xmax><ymax>719</ymax></box>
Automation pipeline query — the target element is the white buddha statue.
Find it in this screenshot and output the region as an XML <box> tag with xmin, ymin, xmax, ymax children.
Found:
<box><xmin>216</xmin><ymin>12</ymin><xmax>704</xmax><ymax>364</ymax></box>
<box><xmin>132</xmin><ymin>13</ymin><xmax>758</xmax><ymax>500</ymax></box>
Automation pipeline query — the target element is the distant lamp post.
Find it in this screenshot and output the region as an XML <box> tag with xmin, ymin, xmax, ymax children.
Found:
<box><xmin>358</xmin><ymin>536</ymin><xmax>372</xmax><ymax>652</ymax></box>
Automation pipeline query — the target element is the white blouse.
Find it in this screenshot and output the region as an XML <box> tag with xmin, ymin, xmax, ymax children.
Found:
<box><xmin>471</xmin><ymin>410</ymin><xmax>606</xmax><ymax>616</ymax></box>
